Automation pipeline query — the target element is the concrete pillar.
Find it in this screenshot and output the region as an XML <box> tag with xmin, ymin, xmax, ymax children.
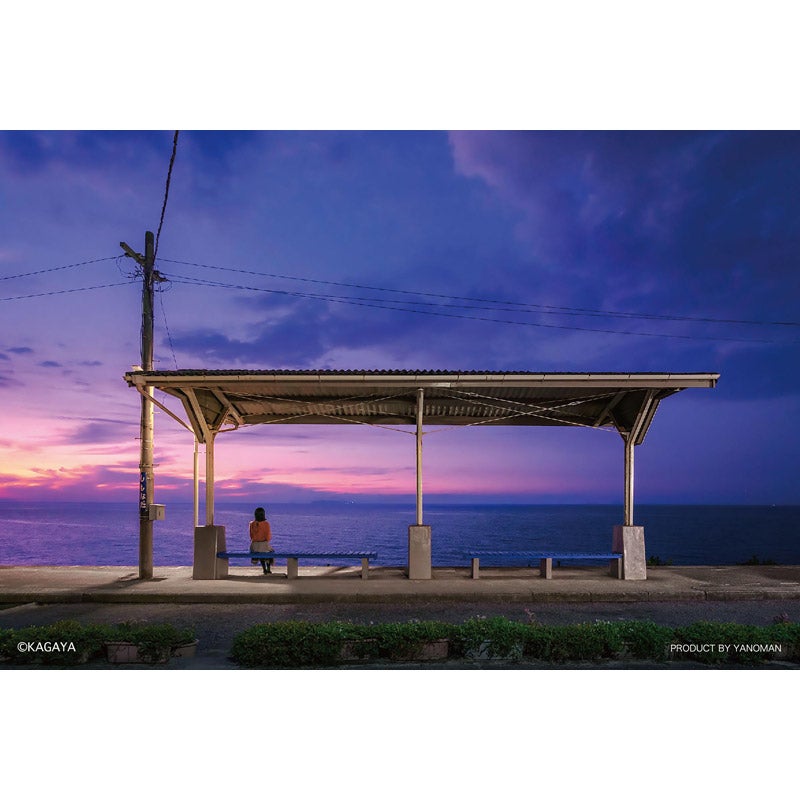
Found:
<box><xmin>205</xmin><ymin>435</ymin><xmax>215</xmax><ymax>526</ymax></box>
<box><xmin>192</xmin><ymin>438</ymin><xmax>199</xmax><ymax>530</ymax></box>
<box><xmin>624</xmin><ymin>437</ymin><xmax>635</xmax><ymax>526</ymax></box>
<box><xmin>193</xmin><ymin>525</ymin><xmax>228</xmax><ymax>580</ymax></box>
<box><xmin>408</xmin><ymin>524</ymin><xmax>432</xmax><ymax>579</ymax></box>
<box><xmin>613</xmin><ymin>525</ymin><xmax>646</xmax><ymax>580</ymax></box>
<box><xmin>415</xmin><ymin>388</ymin><xmax>424</xmax><ymax>526</ymax></box>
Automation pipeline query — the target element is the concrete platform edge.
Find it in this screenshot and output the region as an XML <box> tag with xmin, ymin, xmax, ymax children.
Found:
<box><xmin>2</xmin><ymin>564</ymin><xmax>800</xmax><ymax>605</ymax></box>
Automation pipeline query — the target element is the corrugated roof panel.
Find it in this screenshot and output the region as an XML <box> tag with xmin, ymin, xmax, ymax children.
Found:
<box><xmin>124</xmin><ymin>369</ymin><xmax>718</xmax><ymax>439</ymax></box>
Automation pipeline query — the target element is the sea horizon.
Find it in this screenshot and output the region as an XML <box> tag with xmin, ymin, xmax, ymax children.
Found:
<box><xmin>1</xmin><ymin>499</ymin><xmax>798</xmax><ymax>568</ymax></box>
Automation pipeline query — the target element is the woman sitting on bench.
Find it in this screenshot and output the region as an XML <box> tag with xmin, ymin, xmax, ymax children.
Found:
<box><xmin>249</xmin><ymin>506</ymin><xmax>275</xmax><ymax>574</ymax></box>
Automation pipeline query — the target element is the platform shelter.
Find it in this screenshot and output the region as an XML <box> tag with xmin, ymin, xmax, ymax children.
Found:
<box><xmin>124</xmin><ymin>369</ymin><xmax>719</xmax><ymax>580</ymax></box>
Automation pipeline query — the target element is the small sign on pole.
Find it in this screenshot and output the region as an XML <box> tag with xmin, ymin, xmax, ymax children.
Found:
<box><xmin>139</xmin><ymin>471</ymin><xmax>147</xmax><ymax>515</ymax></box>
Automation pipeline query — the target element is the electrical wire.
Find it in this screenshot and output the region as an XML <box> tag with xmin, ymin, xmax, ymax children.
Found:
<box><xmin>157</xmin><ymin>286</ymin><xmax>180</xmax><ymax>369</ymax></box>
<box><xmin>165</xmin><ymin>274</ymin><xmax>791</xmax><ymax>344</ymax></box>
<box><xmin>158</xmin><ymin>257</ymin><xmax>800</xmax><ymax>328</ymax></box>
<box><xmin>154</xmin><ymin>131</ymin><xmax>179</xmax><ymax>261</ymax></box>
<box><xmin>0</xmin><ymin>256</ymin><xmax>119</xmax><ymax>282</ymax></box>
<box><xmin>0</xmin><ymin>281</ymin><xmax>137</xmax><ymax>301</ymax></box>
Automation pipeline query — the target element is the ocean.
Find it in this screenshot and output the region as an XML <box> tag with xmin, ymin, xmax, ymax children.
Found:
<box><xmin>0</xmin><ymin>501</ymin><xmax>798</xmax><ymax>567</ymax></box>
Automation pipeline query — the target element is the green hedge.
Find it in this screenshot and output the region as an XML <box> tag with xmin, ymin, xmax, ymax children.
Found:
<box><xmin>0</xmin><ymin>621</ymin><xmax>195</xmax><ymax>666</ymax></box>
<box><xmin>230</xmin><ymin>620</ymin><xmax>458</xmax><ymax>668</ymax></box>
<box><xmin>4</xmin><ymin>617</ymin><xmax>798</xmax><ymax>668</ymax></box>
<box><xmin>230</xmin><ymin>617</ymin><xmax>800</xmax><ymax>668</ymax></box>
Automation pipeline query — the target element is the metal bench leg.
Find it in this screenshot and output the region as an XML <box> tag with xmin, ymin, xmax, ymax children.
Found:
<box><xmin>361</xmin><ymin>557</ymin><xmax>369</xmax><ymax>580</ymax></box>
<box><xmin>287</xmin><ymin>557</ymin><xmax>299</xmax><ymax>580</ymax></box>
<box><xmin>540</xmin><ymin>558</ymin><xmax>553</xmax><ymax>579</ymax></box>
<box><xmin>471</xmin><ymin>557</ymin><xmax>480</xmax><ymax>579</ymax></box>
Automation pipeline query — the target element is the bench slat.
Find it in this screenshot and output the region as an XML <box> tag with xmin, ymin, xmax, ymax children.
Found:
<box><xmin>469</xmin><ymin>551</ymin><xmax>623</xmax><ymax>580</ymax></box>
<box><xmin>468</xmin><ymin>552</ymin><xmax>620</xmax><ymax>560</ymax></box>
<box><xmin>217</xmin><ymin>551</ymin><xmax>377</xmax><ymax>581</ymax></box>
<box><xmin>218</xmin><ymin>551</ymin><xmax>377</xmax><ymax>559</ymax></box>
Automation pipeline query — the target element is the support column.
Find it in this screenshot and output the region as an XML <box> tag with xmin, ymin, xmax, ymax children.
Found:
<box><xmin>415</xmin><ymin>388</ymin><xmax>423</xmax><ymax>526</ymax></box>
<box><xmin>192</xmin><ymin>438</ymin><xmax>199</xmax><ymax>530</ymax></box>
<box><xmin>192</xmin><ymin>431</ymin><xmax>227</xmax><ymax>579</ymax></box>
<box><xmin>613</xmin><ymin>433</ymin><xmax>646</xmax><ymax>579</ymax></box>
<box><xmin>624</xmin><ymin>434</ymin><xmax>634</xmax><ymax>527</ymax></box>
<box><xmin>205</xmin><ymin>433</ymin><xmax>215</xmax><ymax>526</ymax></box>
<box><xmin>408</xmin><ymin>388</ymin><xmax>432</xmax><ymax>579</ymax></box>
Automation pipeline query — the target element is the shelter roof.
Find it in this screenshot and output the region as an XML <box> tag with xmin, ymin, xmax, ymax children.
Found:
<box><xmin>124</xmin><ymin>369</ymin><xmax>719</xmax><ymax>445</ymax></box>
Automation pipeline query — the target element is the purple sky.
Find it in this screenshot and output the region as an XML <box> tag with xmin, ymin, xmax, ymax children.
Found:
<box><xmin>1</xmin><ymin>130</ymin><xmax>798</xmax><ymax>505</ymax></box>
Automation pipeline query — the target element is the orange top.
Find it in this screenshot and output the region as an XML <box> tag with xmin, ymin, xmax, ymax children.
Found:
<box><xmin>249</xmin><ymin>520</ymin><xmax>272</xmax><ymax>543</ymax></box>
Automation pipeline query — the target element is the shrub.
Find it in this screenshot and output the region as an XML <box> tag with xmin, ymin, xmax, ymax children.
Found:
<box><xmin>672</xmin><ymin>621</ymin><xmax>781</xmax><ymax>665</ymax></box>
<box><xmin>524</xmin><ymin>622</ymin><xmax>623</xmax><ymax>663</ymax></box>
<box><xmin>616</xmin><ymin>620</ymin><xmax>673</xmax><ymax>661</ymax></box>
<box><xmin>0</xmin><ymin>620</ymin><xmax>196</xmax><ymax>666</ymax></box>
<box><xmin>0</xmin><ymin>620</ymin><xmax>115</xmax><ymax>665</ymax></box>
<box><xmin>768</xmin><ymin>622</ymin><xmax>800</xmax><ymax>662</ymax></box>
<box><xmin>450</xmin><ymin>616</ymin><xmax>527</xmax><ymax>660</ymax></box>
<box><xmin>231</xmin><ymin>620</ymin><xmax>459</xmax><ymax>667</ymax></box>
<box><xmin>110</xmin><ymin>622</ymin><xmax>196</xmax><ymax>664</ymax></box>
<box><xmin>231</xmin><ymin>621</ymin><xmax>360</xmax><ymax>668</ymax></box>
<box><xmin>370</xmin><ymin>620</ymin><xmax>456</xmax><ymax>661</ymax></box>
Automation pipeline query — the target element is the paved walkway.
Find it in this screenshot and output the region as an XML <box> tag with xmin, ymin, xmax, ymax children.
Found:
<box><xmin>2</xmin><ymin>564</ymin><xmax>800</xmax><ymax>604</ymax></box>
<box><xmin>3</xmin><ymin>565</ymin><xmax>799</xmax><ymax>669</ymax></box>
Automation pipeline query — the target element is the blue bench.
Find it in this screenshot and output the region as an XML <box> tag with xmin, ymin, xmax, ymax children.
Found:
<box><xmin>217</xmin><ymin>551</ymin><xmax>378</xmax><ymax>580</ymax></box>
<box><xmin>467</xmin><ymin>551</ymin><xmax>622</xmax><ymax>579</ymax></box>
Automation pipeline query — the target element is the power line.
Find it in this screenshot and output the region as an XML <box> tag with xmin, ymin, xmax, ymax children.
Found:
<box><xmin>0</xmin><ymin>281</ymin><xmax>137</xmax><ymax>301</ymax></box>
<box><xmin>157</xmin><ymin>286</ymin><xmax>180</xmax><ymax>369</ymax></box>
<box><xmin>154</xmin><ymin>131</ymin><xmax>179</xmax><ymax>260</ymax></box>
<box><xmin>0</xmin><ymin>256</ymin><xmax>118</xmax><ymax>282</ymax></box>
<box><xmin>166</xmin><ymin>274</ymin><xmax>792</xmax><ymax>344</ymax></box>
<box><xmin>158</xmin><ymin>256</ymin><xmax>800</xmax><ymax>328</ymax></box>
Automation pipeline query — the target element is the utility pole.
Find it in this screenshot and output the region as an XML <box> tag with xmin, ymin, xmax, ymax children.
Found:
<box><xmin>121</xmin><ymin>231</ymin><xmax>157</xmax><ymax>579</ymax></box>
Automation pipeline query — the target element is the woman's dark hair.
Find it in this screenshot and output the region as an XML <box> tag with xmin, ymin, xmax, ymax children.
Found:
<box><xmin>254</xmin><ymin>507</ymin><xmax>266</xmax><ymax>522</ymax></box>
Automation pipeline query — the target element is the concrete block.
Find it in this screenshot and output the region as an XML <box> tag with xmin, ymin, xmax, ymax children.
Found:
<box><xmin>613</xmin><ymin>525</ymin><xmax>646</xmax><ymax>580</ymax></box>
<box><xmin>540</xmin><ymin>558</ymin><xmax>553</xmax><ymax>579</ymax></box>
<box><xmin>408</xmin><ymin>525</ymin><xmax>432</xmax><ymax>580</ymax></box>
<box><xmin>193</xmin><ymin>525</ymin><xmax>228</xmax><ymax>580</ymax></box>
<box><xmin>287</xmin><ymin>557</ymin><xmax>299</xmax><ymax>580</ymax></box>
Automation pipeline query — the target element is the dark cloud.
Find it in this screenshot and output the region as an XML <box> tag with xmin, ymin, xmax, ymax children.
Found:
<box><xmin>7</xmin><ymin>347</ymin><xmax>33</xmax><ymax>355</ymax></box>
<box><xmin>449</xmin><ymin>131</ymin><xmax>800</xmax><ymax>395</ymax></box>
<box><xmin>64</xmin><ymin>419</ymin><xmax>138</xmax><ymax>445</ymax></box>
<box><xmin>450</xmin><ymin>131</ymin><xmax>800</xmax><ymax>294</ymax></box>
<box><xmin>39</xmin><ymin>360</ymin><xmax>62</xmax><ymax>368</ymax></box>
<box><xmin>168</xmin><ymin>286</ymin><xmax>514</xmax><ymax>370</ymax></box>
<box><xmin>169</xmin><ymin>308</ymin><xmax>327</xmax><ymax>368</ymax></box>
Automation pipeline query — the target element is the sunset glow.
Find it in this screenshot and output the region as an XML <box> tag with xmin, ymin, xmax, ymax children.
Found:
<box><xmin>1</xmin><ymin>131</ymin><xmax>799</xmax><ymax>507</ymax></box>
